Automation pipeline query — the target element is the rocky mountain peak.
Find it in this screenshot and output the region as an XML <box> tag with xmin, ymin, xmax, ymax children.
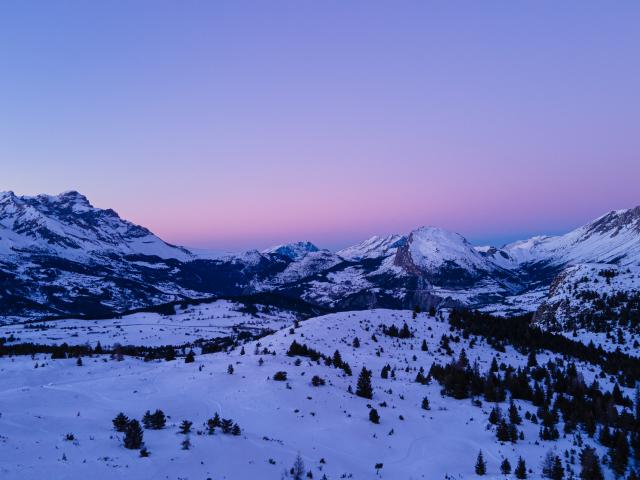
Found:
<box><xmin>262</xmin><ymin>241</ymin><xmax>320</xmax><ymax>260</ymax></box>
<box><xmin>586</xmin><ymin>206</ymin><xmax>640</xmax><ymax>237</ymax></box>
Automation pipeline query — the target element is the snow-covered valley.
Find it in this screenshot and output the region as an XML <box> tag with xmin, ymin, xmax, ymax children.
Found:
<box><xmin>0</xmin><ymin>300</ymin><xmax>296</xmax><ymax>348</ymax></box>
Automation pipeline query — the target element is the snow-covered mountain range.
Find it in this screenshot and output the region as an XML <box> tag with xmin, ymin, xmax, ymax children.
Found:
<box><xmin>1</xmin><ymin>194</ymin><xmax>639</xmax><ymax>479</ymax></box>
<box><xmin>1</xmin><ymin>190</ymin><xmax>639</xmax><ymax>323</ymax></box>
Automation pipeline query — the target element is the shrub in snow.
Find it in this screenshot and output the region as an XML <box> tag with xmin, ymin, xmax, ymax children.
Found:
<box><xmin>179</xmin><ymin>420</ymin><xmax>192</xmax><ymax>434</ymax></box>
<box><xmin>369</xmin><ymin>408</ymin><xmax>380</xmax><ymax>424</ymax></box>
<box><xmin>273</xmin><ymin>371</ymin><xmax>287</xmax><ymax>381</ymax></box>
<box><xmin>142</xmin><ymin>409</ymin><xmax>166</xmax><ymax>430</ymax></box>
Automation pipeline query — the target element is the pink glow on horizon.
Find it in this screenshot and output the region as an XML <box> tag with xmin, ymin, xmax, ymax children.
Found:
<box><xmin>2</xmin><ymin>2</ymin><xmax>639</xmax><ymax>250</ymax></box>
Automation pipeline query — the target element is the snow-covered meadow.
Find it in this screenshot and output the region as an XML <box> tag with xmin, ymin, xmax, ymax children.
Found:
<box><xmin>0</xmin><ymin>308</ymin><xmax>619</xmax><ymax>479</ymax></box>
<box><xmin>0</xmin><ymin>300</ymin><xmax>296</xmax><ymax>348</ymax></box>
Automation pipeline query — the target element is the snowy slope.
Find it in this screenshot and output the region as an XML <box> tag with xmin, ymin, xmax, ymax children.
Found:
<box><xmin>0</xmin><ymin>308</ymin><xmax>625</xmax><ymax>479</ymax></box>
<box><xmin>337</xmin><ymin>234</ymin><xmax>407</xmax><ymax>261</ymax></box>
<box><xmin>532</xmin><ymin>263</ymin><xmax>640</xmax><ymax>353</ymax></box>
<box><xmin>503</xmin><ymin>207</ymin><xmax>640</xmax><ymax>267</ymax></box>
<box><xmin>403</xmin><ymin>227</ymin><xmax>493</xmax><ymax>273</ymax></box>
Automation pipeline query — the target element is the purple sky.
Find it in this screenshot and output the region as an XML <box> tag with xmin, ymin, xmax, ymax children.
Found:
<box><xmin>2</xmin><ymin>2</ymin><xmax>639</xmax><ymax>250</ymax></box>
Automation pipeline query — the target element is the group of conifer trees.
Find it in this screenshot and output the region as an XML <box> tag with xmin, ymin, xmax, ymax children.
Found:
<box><xmin>112</xmin><ymin>408</ymin><xmax>241</xmax><ymax>454</ymax></box>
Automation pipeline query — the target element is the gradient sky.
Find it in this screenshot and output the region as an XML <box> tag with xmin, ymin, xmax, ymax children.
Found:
<box><xmin>2</xmin><ymin>1</ymin><xmax>639</xmax><ymax>251</ymax></box>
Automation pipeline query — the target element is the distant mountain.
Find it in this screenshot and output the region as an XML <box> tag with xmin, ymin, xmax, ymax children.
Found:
<box><xmin>1</xmin><ymin>190</ymin><xmax>639</xmax><ymax>322</ymax></box>
<box><xmin>0</xmin><ymin>191</ymin><xmax>191</xmax><ymax>260</ymax></box>
<box><xmin>337</xmin><ymin>234</ymin><xmax>406</xmax><ymax>260</ymax></box>
<box><xmin>0</xmin><ymin>191</ymin><xmax>274</xmax><ymax>319</ymax></box>
<box><xmin>502</xmin><ymin>207</ymin><xmax>640</xmax><ymax>266</ymax></box>
<box><xmin>394</xmin><ymin>227</ymin><xmax>501</xmax><ymax>282</ymax></box>
<box><xmin>262</xmin><ymin>241</ymin><xmax>319</xmax><ymax>260</ymax></box>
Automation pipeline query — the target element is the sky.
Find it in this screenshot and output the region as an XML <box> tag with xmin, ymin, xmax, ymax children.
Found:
<box><xmin>1</xmin><ymin>1</ymin><xmax>639</xmax><ymax>251</ymax></box>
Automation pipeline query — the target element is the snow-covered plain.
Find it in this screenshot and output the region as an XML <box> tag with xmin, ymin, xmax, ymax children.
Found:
<box><xmin>0</xmin><ymin>300</ymin><xmax>296</xmax><ymax>348</ymax></box>
<box><xmin>0</xmin><ymin>309</ymin><xmax>620</xmax><ymax>479</ymax></box>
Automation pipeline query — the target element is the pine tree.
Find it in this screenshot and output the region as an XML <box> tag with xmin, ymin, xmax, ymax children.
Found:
<box><xmin>206</xmin><ymin>414</ymin><xmax>220</xmax><ymax>435</ymax></box>
<box><xmin>475</xmin><ymin>450</ymin><xmax>487</xmax><ymax>475</ymax></box>
<box><xmin>500</xmin><ymin>458</ymin><xmax>512</xmax><ymax>475</ymax></box>
<box><xmin>181</xmin><ymin>436</ymin><xmax>191</xmax><ymax>450</ymax></box>
<box><xmin>369</xmin><ymin>408</ymin><xmax>380</xmax><ymax>424</ymax></box>
<box><xmin>488</xmin><ymin>406</ymin><xmax>501</xmax><ymax>425</ymax></box>
<box><xmin>509</xmin><ymin>423</ymin><xmax>519</xmax><ymax>443</ymax></box>
<box><xmin>184</xmin><ymin>350</ymin><xmax>195</xmax><ymax>363</ymax></box>
<box><xmin>332</xmin><ymin>350</ymin><xmax>343</xmax><ymax>369</ymax></box>
<box><xmin>211</xmin><ymin>413</ymin><xmax>221</xmax><ymax>427</ymax></box>
<box><xmin>227</xmin><ymin>364</ymin><xmax>234</xmax><ymax>374</ymax></box>
<box><xmin>509</xmin><ymin>400</ymin><xmax>522</xmax><ymax>425</ymax></box>
<box><xmin>356</xmin><ymin>367</ymin><xmax>373</xmax><ymax>399</ymax></box>
<box><xmin>124</xmin><ymin>419</ymin><xmax>144</xmax><ymax>449</ymax></box>
<box><xmin>221</xmin><ymin>418</ymin><xmax>233</xmax><ymax>434</ymax></box>
<box><xmin>496</xmin><ymin>419</ymin><xmax>511</xmax><ymax>442</ymax></box>
<box><xmin>421</xmin><ymin>396</ymin><xmax>430</xmax><ymax>410</ymax></box>
<box><xmin>490</xmin><ymin>357</ymin><xmax>499</xmax><ymax>373</ymax></box>
<box><xmin>515</xmin><ymin>457</ymin><xmax>527</xmax><ymax>479</ymax></box>
<box><xmin>76</xmin><ymin>356</ymin><xmax>83</xmax><ymax>366</ymax></box>
<box><xmin>551</xmin><ymin>456</ymin><xmax>564</xmax><ymax>480</ymax></box>
<box><xmin>542</xmin><ymin>450</ymin><xmax>555</xmax><ymax>478</ymax></box>
<box><xmin>112</xmin><ymin>412</ymin><xmax>129</xmax><ymax>432</ymax></box>
<box><xmin>154</xmin><ymin>410</ymin><xmax>166</xmax><ymax>429</ymax></box>
<box><xmin>421</xmin><ymin>339</ymin><xmax>428</xmax><ymax>351</ymax></box>
<box><xmin>579</xmin><ymin>447</ymin><xmax>603</xmax><ymax>480</ymax></box>
<box><xmin>611</xmin><ymin>430</ymin><xmax>630</xmax><ymax>477</ymax></box>
<box><xmin>400</xmin><ymin>322</ymin><xmax>411</xmax><ymax>338</ymax></box>
<box><xmin>142</xmin><ymin>410</ymin><xmax>153</xmax><ymax>429</ymax></box>
<box><xmin>179</xmin><ymin>420</ymin><xmax>192</xmax><ymax>434</ymax></box>
<box><xmin>291</xmin><ymin>453</ymin><xmax>305</xmax><ymax>480</ymax></box>
<box><xmin>632</xmin><ymin>432</ymin><xmax>640</xmax><ymax>463</ymax></box>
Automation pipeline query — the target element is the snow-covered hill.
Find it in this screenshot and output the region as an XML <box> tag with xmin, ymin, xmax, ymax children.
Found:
<box><xmin>532</xmin><ymin>263</ymin><xmax>640</xmax><ymax>353</ymax></box>
<box><xmin>0</xmin><ymin>308</ymin><xmax>630</xmax><ymax>479</ymax></box>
